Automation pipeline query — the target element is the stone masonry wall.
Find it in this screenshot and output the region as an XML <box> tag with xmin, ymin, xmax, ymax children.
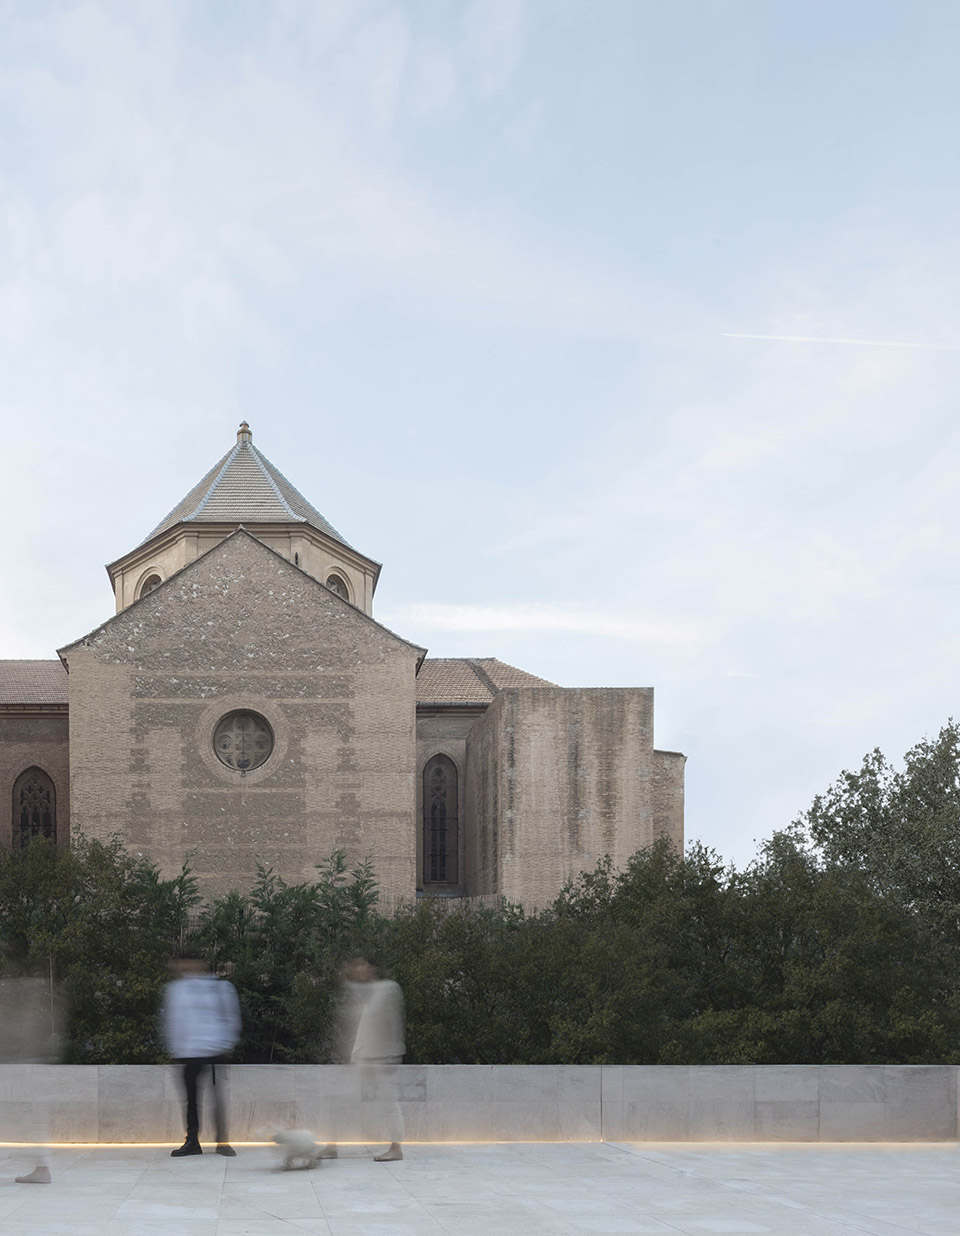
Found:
<box><xmin>1</xmin><ymin>1064</ymin><xmax>952</xmax><ymax>1143</ymax></box>
<box><xmin>465</xmin><ymin>688</ymin><xmax>682</xmax><ymax>906</ymax></box>
<box><xmin>0</xmin><ymin>713</ymin><xmax>70</xmax><ymax>848</ymax></box>
<box><xmin>462</xmin><ymin>699</ymin><xmax>503</xmax><ymax>899</ymax></box>
<box><xmin>652</xmin><ymin>749</ymin><xmax>686</xmax><ymax>845</ymax></box>
<box><xmin>63</xmin><ymin>532</ymin><xmax>420</xmax><ymax>899</ymax></box>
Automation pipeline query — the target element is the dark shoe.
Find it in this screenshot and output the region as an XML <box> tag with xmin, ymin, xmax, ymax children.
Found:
<box><xmin>216</xmin><ymin>1144</ymin><xmax>236</xmax><ymax>1157</ymax></box>
<box><xmin>171</xmin><ymin>1140</ymin><xmax>202</xmax><ymax>1157</ymax></box>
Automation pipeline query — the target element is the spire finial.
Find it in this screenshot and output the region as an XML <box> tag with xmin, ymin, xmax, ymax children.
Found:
<box><xmin>237</xmin><ymin>421</ymin><xmax>252</xmax><ymax>444</ymax></box>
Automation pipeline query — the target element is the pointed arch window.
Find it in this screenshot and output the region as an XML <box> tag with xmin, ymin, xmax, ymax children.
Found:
<box><xmin>13</xmin><ymin>768</ymin><xmax>56</xmax><ymax>847</ymax></box>
<box><xmin>423</xmin><ymin>755</ymin><xmax>458</xmax><ymax>885</ymax></box>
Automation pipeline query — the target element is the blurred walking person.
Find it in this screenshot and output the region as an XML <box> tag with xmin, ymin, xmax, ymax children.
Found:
<box><xmin>327</xmin><ymin>957</ymin><xmax>405</xmax><ymax>1161</ymax></box>
<box><xmin>0</xmin><ymin>972</ymin><xmax>65</xmax><ymax>1183</ymax></box>
<box><xmin>162</xmin><ymin>953</ymin><xmax>241</xmax><ymax>1158</ymax></box>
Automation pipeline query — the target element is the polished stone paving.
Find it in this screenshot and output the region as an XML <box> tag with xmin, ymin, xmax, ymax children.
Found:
<box><xmin>0</xmin><ymin>1141</ymin><xmax>955</xmax><ymax>1236</ymax></box>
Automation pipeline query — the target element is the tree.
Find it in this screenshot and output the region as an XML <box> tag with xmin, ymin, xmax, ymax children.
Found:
<box><xmin>801</xmin><ymin>721</ymin><xmax>960</xmax><ymax>937</ymax></box>
<box><xmin>196</xmin><ymin>850</ymin><xmax>380</xmax><ymax>1062</ymax></box>
<box><xmin>3</xmin><ymin>745</ymin><xmax>958</xmax><ymax>1067</ymax></box>
<box><xmin>0</xmin><ymin>835</ymin><xmax>198</xmax><ymax>1062</ymax></box>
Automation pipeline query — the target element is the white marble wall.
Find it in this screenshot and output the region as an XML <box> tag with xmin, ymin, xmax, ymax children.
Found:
<box><xmin>0</xmin><ymin>1064</ymin><xmax>954</xmax><ymax>1143</ymax></box>
<box><xmin>601</xmin><ymin>1065</ymin><xmax>957</xmax><ymax>1141</ymax></box>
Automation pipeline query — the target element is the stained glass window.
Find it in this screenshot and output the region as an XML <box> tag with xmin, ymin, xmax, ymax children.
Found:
<box><xmin>14</xmin><ymin>768</ymin><xmax>56</xmax><ymax>846</ymax></box>
<box><xmin>423</xmin><ymin>755</ymin><xmax>458</xmax><ymax>884</ymax></box>
<box><xmin>213</xmin><ymin>711</ymin><xmax>274</xmax><ymax>771</ymax></box>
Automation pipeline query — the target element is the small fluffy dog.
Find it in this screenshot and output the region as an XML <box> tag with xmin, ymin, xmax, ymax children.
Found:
<box><xmin>257</xmin><ymin>1128</ymin><xmax>321</xmax><ymax>1171</ymax></box>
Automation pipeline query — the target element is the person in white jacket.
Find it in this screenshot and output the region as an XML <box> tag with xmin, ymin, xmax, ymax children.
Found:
<box><xmin>330</xmin><ymin>957</ymin><xmax>406</xmax><ymax>1162</ymax></box>
<box><xmin>162</xmin><ymin>955</ymin><xmax>241</xmax><ymax>1158</ymax></box>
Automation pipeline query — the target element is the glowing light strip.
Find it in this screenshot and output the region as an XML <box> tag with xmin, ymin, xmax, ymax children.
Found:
<box><xmin>0</xmin><ymin>1139</ymin><xmax>945</xmax><ymax>1148</ymax></box>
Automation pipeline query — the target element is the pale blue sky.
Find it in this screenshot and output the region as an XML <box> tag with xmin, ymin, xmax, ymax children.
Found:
<box><xmin>3</xmin><ymin>1</ymin><xmax>960</xmax><ymax>865</ymax></box>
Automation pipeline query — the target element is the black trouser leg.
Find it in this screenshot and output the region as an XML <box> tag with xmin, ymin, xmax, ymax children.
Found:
<box><xmin>210</xmin><ymin>1061</ymin><xmax>228</xmax><ymax>1144</ymax></box>
<box><xmin>182</xmin><ymin>1060</ymin><xmax>203</xmax><ymax>1142</ymax></box>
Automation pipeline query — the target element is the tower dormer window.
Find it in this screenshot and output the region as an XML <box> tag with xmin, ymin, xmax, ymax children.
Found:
<box><xmin>138</xmin><ymin>574</ymin><xmax>162</xmax><ymax>599</ymax></box>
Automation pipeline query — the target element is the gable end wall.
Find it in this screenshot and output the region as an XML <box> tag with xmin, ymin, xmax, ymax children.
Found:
<box><xmin>65</xmin><ymin>533</ymin><xmax>418</xmax><ymax>899</ymax></box>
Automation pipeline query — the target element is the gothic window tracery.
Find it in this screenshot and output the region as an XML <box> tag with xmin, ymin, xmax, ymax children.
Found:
<box><xmin>423</xmin><ymin>755</ymin><xmax>458</xmax><ymax>885</ymax></box>
<box><xmin>13</xmin><ymin>768</ymin><xmax>56</xmax><ymax>847</ymax></box>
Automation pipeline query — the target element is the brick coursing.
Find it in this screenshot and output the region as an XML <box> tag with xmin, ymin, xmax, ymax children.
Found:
<box><xmin>2</xmin><ymin>519</ymin><xmax>686</xmax><ymax>906</ymax></box>
<box><xmin>0</xmin><ymin>713</ymin><xmax>70</xmax><ymax>848</ymax></box>
<box><xmin>62</xmin><ymin>531</ymin><xmax>420</xmax><ymax>900</ymax></box>
<box><xmin>5</xmin><ymin>422</ymin><xmax>688</xmax><ymax>907</ymax></box>
<box><xmin>415</xmin><ymin>711</ymin><xmax>477</xmax><ymax>893</ymax></box>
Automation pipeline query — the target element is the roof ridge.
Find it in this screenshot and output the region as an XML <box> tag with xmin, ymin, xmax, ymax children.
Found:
<box><xmin>133</xmin><ymin>426</ymin><xmax>364</xmax><ymax>555</ymax></box>
<box><xmin>138</xmin><ymin>451</ymin><xmax>231</xmax><ymax>545</ymax></box>
<box><xmin>189</xmin><ymin>443</ymin><xmax>241</xmax><ymax>521</ymax></box>
<box><xmin>63</xmin><ymin>528</ymin><xmax>425</xmax><ymax>664</ymax></box>
<box><xmin>247</xmin><ymin>443</ymin><xmax>301</xmax><ymax>522</ymax></box>
<box><xmin>263</xmin><ymin>457</ymin><xmax>353</xmax><ymax>547</ymax></box>
<box><xmin>466</xmin><ymin>659</ymin><xmax>500</xmax><ymax>697</ymax></box>
<box><xmin>0</xmin><ymin>658</ymin><xmax>64</xmax><ymax>664</ymax></box>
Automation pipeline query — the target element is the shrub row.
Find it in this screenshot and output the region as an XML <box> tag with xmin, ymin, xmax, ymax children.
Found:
<box><xmin>2</xmin><ymin>722</ymin><xmax>959</xmax><ymax>1065</ymax></box>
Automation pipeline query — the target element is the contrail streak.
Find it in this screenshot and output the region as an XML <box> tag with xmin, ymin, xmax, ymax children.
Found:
<box><xmin>721</xmin><ymin>332</ymin><xmax>960</xmax><ymax>352</ymax></box>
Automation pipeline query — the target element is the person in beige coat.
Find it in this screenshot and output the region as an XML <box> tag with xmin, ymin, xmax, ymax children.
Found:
<box><xmin>330</xmin><ymin>957</ymin><xmax>405</xmax><ymax>1162</ymax></box>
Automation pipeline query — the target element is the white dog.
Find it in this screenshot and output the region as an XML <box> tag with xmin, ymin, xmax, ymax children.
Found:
<box><xmin>257</xmin><ymin>1128</ymin><xmax>322</xmax><ymax>1171</ymax></box>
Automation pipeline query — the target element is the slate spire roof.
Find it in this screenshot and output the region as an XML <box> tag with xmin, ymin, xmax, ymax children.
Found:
<box><xmin>141</xmin><ymin>422</ymin><xmax>352</xmax><ymax>548</ymax></box>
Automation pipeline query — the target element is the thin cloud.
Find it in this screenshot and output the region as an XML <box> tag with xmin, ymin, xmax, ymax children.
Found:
<box><xmin>721</xmin><ymin>332</ymin><xmax>960</xmax><ymax>352</ymax></box>
<box><xmin>380</xmin><ymin>603</ymin><xmax>705</xmax><ymax>646</ymax></box>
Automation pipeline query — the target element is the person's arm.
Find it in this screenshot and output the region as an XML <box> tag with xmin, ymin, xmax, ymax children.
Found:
<box><xmin>220</xmin><ymin>980</ymin><xmax>242</xmax><ymax>1051</ymax></box>
<box><xmin>161</xmin><ymin>982</ymin><xmax>177</xmax><ymax>1057</ymax></box>
<box><xmin>387</xmin><ymin>982</ymin><xmax>406</xmax><ymax>1059</ymax></box>
<box><xmin>334</xmin><ymin>984</ymin><xmax>361</xmax><ymax>1064</ymax></box>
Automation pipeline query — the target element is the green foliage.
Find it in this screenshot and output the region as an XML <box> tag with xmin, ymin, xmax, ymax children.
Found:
<box><xmin>2</xmin><ymin>723</ymin><xmax>960</xmax><ymax>1064</ymax></box>
<box><xmin>801</xmin><ymin>720</ymin><xmax>960</xmax><ymax>936</ymax></box>
<box><xmin>377</xmin><ymin>832</ymin><xmax>956</xmax><ymax>1066</ymax></box>
<box><xmin>0</xmin><ymin>835</ymin><xmax>198</xmax><ymax>1062</ymax></box>
<box><xmin>196</xmin><ymin>851</ymin><xmax>380</xmax><ymax>1063</ymax></box>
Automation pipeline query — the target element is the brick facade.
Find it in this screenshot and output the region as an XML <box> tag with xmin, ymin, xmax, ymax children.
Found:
<box><xmin>414</xmin><ymin>709</ymin><xmax>477</xmax><ymax>894</ymax></box>
<box><xmin>0</xmin><ymin>712</ymin><xmax>70</xmax><ymax>848</ymax></box>
<box><xmin>3</xmin><ymin>426</ymin><xmax>685</xmax><ymax>906</ymax></box>
<box><xmin>61</xmin><ymin>531</ymin><xmax>422</xmax><ymax>899</ymax></box>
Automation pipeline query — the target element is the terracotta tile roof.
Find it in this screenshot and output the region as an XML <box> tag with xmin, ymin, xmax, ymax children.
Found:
<box><xmin>416</xmin><ymin>658</ymin><xmax>556</xmax><ymax>706</ymax></box>
<box><xmin>141</xmin><ymin>429</ymin><xmax>352</xmax><ymax>548</ymax></box>
<box><xmin>0</xmin><ymin>660</ymin><xmax>68</xmax><ymax>705</ymax></box>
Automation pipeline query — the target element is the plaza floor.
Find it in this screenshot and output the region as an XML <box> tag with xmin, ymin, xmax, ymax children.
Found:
<box><xmin>0</xmin><ymin>1140</ymin><xmax>955</xmax><ymax>1236</ymax></box>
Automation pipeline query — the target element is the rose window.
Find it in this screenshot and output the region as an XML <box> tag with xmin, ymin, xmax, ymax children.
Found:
<box><xmin>213</xmin><ymin>711</ymin><xmax>274</xmax><ymax>771</ymax></box>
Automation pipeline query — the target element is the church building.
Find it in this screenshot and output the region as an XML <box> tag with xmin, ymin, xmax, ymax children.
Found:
<box><xmin>0</xmin><ymin>424</ymin><xmax>684</xmax><ymax>906</ymax></box>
